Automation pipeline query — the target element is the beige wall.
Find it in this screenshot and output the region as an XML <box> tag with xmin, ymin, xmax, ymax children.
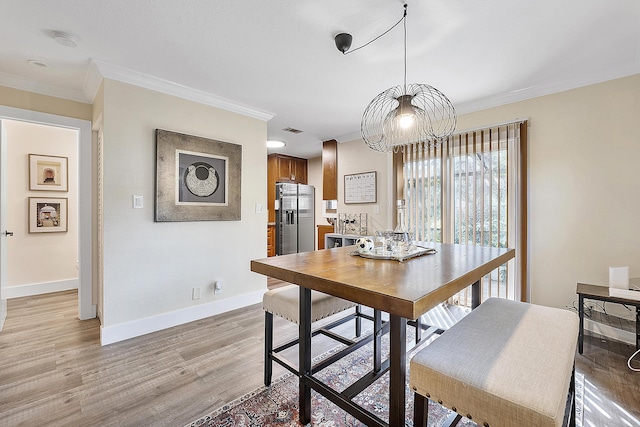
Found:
<box><xmin>338</xmin><ymin>73</ymin><xmax>640</xmax><ymax>311</ymax></box>
<box><xmin>336</xmin><ymin>139</ymin><xmax>392</xmax><ymax>235</ymax></box>
<box><xmin>307</xmin><ymin>156</ymin><xmax>324</xmax><ymax>247</ymax></box>
<box><xmin>100</xmin><ymin>79</ymin><xmax>268</xmax><ymax>327</ymax></box>
<box><xmin>0</xmin><ymin>86</ymin><xmax>91</xmax><ymax>121</ymax></box>
<box><xmin>5</xmin><ymin>120</ymin><xmax>78</xmax><ymax>286</ymax></box>
<box><xmin>455</xmin><ymin>74</ymin><xmax>640</xmax><ymax>309</ymax></box>
<box><xmin>310</xmin><ymin>140</ymin><xmax>392</xmax><ymax>239</ymax></box>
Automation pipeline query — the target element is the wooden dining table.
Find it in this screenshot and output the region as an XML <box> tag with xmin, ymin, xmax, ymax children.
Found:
<box><xmin>251</xmin><ymin>242</ymin><xmax>515</xmax><ymax>426</ymax></box>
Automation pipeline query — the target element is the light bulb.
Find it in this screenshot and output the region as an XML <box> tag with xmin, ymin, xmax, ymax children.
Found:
<box><xmin>398</xmin><ymin>113</ymin><xmax>415</xmax><ymax>129</ymax></box>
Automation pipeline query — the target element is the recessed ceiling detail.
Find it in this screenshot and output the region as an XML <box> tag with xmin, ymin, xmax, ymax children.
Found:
<box><xmin>282</xmin><ymin>127</ymin><xmax>303</xmax><ymax>134</ymax></box>
<box><xmin>49</xmin><ymin>30</ymin><xmax>80</xmax><ymax>48</ymax></box>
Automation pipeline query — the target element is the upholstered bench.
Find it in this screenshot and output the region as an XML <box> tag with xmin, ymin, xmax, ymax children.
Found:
<box><xmin>263</xmin><ymin>284</ymin><xmax>363</xmax><ymax>386</ymax></box>
<box><xmin>410</xmin><ymin>298</ymin><xmax>579</xmax><ymax>427</ymax></box>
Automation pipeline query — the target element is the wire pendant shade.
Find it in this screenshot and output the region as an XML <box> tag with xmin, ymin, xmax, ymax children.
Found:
<box><xmin>357</xmin><ymin>4</ymin><xmax>457</xmax><ymax>152</ymax></box>
<box><xmin>361</xmin><ymin>83</ymin><xmax>457</xmax><ymax>152</ymax></box>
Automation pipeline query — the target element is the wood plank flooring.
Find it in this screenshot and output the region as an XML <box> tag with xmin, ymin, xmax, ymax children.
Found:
<box><xmin>0</xmin><ymin>290</ymin><xmax>638</xmax><ymax>427</ymax></box>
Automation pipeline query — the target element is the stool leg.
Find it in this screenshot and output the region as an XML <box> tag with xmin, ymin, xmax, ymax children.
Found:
<box><xmin>413</xmin><ymin>392</ymin><xmax>429</xmax><ymax>426</ymax></box>
<box><xmin>570</xmin><ymin>366</ymin><xmax>576</xmax><ymax>427</ymax></box>
<box><xmin>355</xmin><ymin>304</ymin><xmax>362</xmax><ymax>338</ymax></box>
<box><xmin>415</xmin><ymin>316</ymin><xmax>422</xmax><ymax>344</ymax></box>
<box><xmin>264</xmin><ymin>311</ymin><xmax>273</xmax><ymax>386</ymax></box>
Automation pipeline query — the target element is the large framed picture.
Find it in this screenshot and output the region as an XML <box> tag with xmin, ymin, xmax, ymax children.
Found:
<box><xmin>155</xmin><ymin>129</ymin><xmax>242</xmax><ymax>221</ymax></box>
<box><xmin>29</xmin><ymin>154</ymin><xmax>68</xmax><ymax>191</ymax></box>
<box><xmin>29</xmin><ymin>197</ymin><xmax>68</xmax><ymax>233</ymax></box>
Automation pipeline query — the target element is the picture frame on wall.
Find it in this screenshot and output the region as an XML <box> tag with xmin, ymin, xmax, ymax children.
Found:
<box><xmin>29</xmin><ymin>154</ymin><xmax>68</xmax><ymax>191</ymax></box>
<box><xmin>344</xmin><ymin>171</ymin><xmax>377</xmax><ymax>204</ymax></box>
<box><xmin>155</xmin><ymin>129</ymin><xmax>242</xmax><ymax>221</ymax></box>
<box><xmin>28</xmin><ymin>197</ymin><xmax>68</xmax><ymax>233</ymax></box>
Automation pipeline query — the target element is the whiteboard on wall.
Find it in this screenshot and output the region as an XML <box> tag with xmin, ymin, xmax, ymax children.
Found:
<box><xmin>344</xmin><ymin>171</ymin><xmax>377</xmax><ymax>204</ymax></box>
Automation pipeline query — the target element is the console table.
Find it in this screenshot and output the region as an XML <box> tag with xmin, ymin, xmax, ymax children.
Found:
<box><xmin>576</xmin><ymin>282</ymin><xmax>640</xmax><ymax>354</ymax></box>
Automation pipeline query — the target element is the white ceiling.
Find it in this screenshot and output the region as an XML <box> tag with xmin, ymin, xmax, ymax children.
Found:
<box><xmin>1</xmin><ymin>0</ymin><xmax>639</xmax><ymax>159</ymax></box>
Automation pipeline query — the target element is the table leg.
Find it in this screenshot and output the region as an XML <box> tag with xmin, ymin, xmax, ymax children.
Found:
<box><xmin>471</xmin><ymin>280</ymin><xmax>481</xmax><ymax>309</ymax></box>
<box><xmin>373</xmin><ymin>309</ymin><xmax>382</xmax><ymax>373</ymax></box>
<box><xmin>299</xmin><ymin>286</ymin><xmax>312</xmax><ymax>424</ymax></box>
<box><xmin>578</xmin><ymin>294</ymin><xmax>584</xmax><ymax>354</ymax></box>
<box><xmin>389</xmin><ymin>315</ymin><xmax>407</xmax><ymax>427</ymax></box>
<box><xmin>636</xmin><ymin>306</ymin><xmax>640</xmax><ymax>351</ymax></box>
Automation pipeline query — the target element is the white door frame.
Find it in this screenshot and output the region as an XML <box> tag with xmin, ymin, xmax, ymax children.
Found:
<box><xmin>0</xmin><ymin>105</ymin><xmax>95</xmax><ymax>320</ymax></box>
<box><xmin>0</xmin><ymin>120</ymin><xmax>7</xmax><ymax>329</ymax></box>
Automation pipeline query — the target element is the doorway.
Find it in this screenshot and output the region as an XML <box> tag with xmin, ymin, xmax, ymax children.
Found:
<box><xmin>0</xmin><ymin>106</ymin><xmax>94</xmax><ymax>327</ymax></box>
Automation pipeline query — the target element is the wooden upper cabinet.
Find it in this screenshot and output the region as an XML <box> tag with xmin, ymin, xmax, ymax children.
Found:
<box><xmin>271</xmin><ymin>154</ymin><xmax>308</xmax><ymax>184</ymax></box>
<box><xmin>292</xmin><ymin>157</ymin><xmax>307</xmax><ymax>184</ymax></box>
<box><xmin>322</xmin><ymin>139</ymin><xmax>338</xmax><ymax>200</ymax></box>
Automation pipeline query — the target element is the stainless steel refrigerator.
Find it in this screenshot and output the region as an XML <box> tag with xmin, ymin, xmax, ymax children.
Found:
<box><xmin>275</xmin><ymin>183</ymin><xmax>315</xmax><ymax>255</ymax></box>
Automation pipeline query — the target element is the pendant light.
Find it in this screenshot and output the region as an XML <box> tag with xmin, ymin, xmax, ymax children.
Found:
<box><xmin>356</xmin><ymin>4</ymin><xmax>457</xmax><ymax>152</ymax></box>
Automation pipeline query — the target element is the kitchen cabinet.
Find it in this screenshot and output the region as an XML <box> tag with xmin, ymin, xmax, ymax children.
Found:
<box><xmin>273</xmin><ymin>154</ymin><xmax>307</xmax><ymax>184</ymax></box>
<box><xmin>317</xmin><ymin>225</ymin><xmax>334</xmax><ymax>250</ymax></box>
<box><xmin>267</xmin><ymin>224</ymin><xmax>276</xmax><ymax>257</ymax></box>
<box><xmin>322</xmin><ymin>139</ymin><xmax>337</xmax><ymax>201</ymax></box>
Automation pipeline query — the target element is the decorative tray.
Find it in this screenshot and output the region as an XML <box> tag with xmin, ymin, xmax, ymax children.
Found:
<box><xmin>350</xmin><ymin>246</ymin><xmax>437</xmax><ymax>262</ymax></box>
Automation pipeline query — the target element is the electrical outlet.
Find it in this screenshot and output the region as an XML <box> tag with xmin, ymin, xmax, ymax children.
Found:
<box><xmin>192</xmin><ymin>287</ymin><xmax>201</xmax><ymax>300</ymax></box>
<box><xmin>214</xmin><ymin>280</ymin><xmax>222</xmax><ymax>294</ymax></box>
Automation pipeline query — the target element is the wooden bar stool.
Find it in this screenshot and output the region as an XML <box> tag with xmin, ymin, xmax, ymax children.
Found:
<box><xmin>263</xmin><ymin>284</ymin><xmax>368</xmax><ymax>386</ymax></box>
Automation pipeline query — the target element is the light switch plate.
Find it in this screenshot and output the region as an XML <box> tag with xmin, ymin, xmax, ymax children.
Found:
<box><xmin>133</xmin><ymin>195</ymin><xmax>143</xmax><ymax>209</ymax></box>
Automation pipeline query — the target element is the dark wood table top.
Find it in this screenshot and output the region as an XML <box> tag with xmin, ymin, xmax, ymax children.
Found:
<box><xmin>252</xmin><ymin>243</ymin><xmax>515</xmax><ymax>320</ymax></box>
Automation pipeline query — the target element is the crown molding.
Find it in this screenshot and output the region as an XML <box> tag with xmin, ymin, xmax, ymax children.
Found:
<box><xmin>0</xmin><ymin>71</ymin><xmax>90</xmax><ymax>104</ymax></box>
<box><xmin>88</xmin><ymin>59</ymin><xmax>275</xmax><ymax>121</ymax></box>
<box><xmin>456</xmin><ymin>65</ymin><xmax>640</xmax><ymax>116</ymax></box>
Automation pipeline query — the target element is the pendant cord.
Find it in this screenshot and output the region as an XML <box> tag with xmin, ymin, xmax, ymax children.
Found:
<box><xmin>403</xmin><ymin>4</ymin><xmax>408</xmax><ymax>93</ymax></box>
<box><xmin>343</xmin><ymin>4</ymin><xmax>408</xmax><ymax>56</ymax></box>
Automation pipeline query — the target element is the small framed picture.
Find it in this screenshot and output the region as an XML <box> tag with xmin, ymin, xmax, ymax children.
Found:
<box><xmin>29</xmin><ymin>154</ymin><xmax>68</xmax><ymax>191</ymax></box>
<box><xmin>28</xmin><ymin>197</ymin><xmax>68</xmax><ymax>233</ymax></box>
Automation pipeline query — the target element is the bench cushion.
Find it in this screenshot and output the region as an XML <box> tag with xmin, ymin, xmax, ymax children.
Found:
<box><xmin>410</xmin><ymin>298</ymin><xmax>578</xmax><ymax>427</ymax></box>
<box><xmin>263</xmin><ymin>285</ymin><xmax>357</xmax><ymax>324</ymax></box>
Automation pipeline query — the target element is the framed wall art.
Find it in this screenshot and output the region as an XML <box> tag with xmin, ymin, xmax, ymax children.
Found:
<box><xmin>344</xmin><ymin>171</ymin><xmax>377</xmax><ymax>204</ymax></box>
<box><xmin>28</xmin><ymin>197</ymin><xmax>68</xmax><ymax>233</ymax></box>
<box><xmin>29</xmin><ymin>154</ymin><xmax>68</xmax><ymax>191</ymax></box>
<box><xmin>155</xmin><ymin>129</ymin><xmax>242</xmax><ymax>221</ymax></box>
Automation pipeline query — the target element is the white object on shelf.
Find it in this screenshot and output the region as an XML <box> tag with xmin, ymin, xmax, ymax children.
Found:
<box><xmin>609</xmin><ymin>266</ymin><xmax>629</xmax><ymax>289</ymax></box>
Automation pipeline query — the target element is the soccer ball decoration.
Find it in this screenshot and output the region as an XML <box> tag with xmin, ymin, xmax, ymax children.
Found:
<box><xmin>355</xmin><ymin>237</ymin><xmax>374</xmax><ymax>253</ymax></box>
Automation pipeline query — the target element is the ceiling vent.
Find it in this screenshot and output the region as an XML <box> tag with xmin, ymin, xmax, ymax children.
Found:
<box><xmin>282</xmin><ymin>127</ymin><xmax>303</xmax><ymax>134</ymax></box>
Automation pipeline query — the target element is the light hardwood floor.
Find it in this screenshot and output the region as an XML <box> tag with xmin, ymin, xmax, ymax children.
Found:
<box><xmin>0</xmin><ymin>290</ymin><xmax>638</xmax><ymax>427</ymax></box>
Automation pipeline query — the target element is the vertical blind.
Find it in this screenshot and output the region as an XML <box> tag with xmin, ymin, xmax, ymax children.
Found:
<box><xmin>402</xmin><ymin>121</ymin><xmax>526</xmax><ymax>305</ymax></box>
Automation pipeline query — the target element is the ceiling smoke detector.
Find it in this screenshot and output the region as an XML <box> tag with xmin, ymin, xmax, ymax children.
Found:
<box><xmin>50</xmin><ymin>30</ymin><xmax>80</xmax><ymax>48</ymax></box>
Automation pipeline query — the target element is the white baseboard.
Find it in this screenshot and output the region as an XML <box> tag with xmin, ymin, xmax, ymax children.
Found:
<box><xmin>100</xmin><ymin>289</ymin><xmax>265</xmax><ymax>346</ymax></box>
<box><xmin>2</xmin><ymin>279</ymin><xmax>79</xmax><ymax>299</ymax></box>
<box><xmin>585</xmin><ymin>318</ymin><xmax>635</xmax><ymax>345</ymax></box>
<box><xmin>0</xmin><ymin>299</ymin><xmax>6</xmax><ymax>331</ymax></box>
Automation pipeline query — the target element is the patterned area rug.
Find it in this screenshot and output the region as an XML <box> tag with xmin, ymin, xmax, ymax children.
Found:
<box><xmin>187</xmin><ymin>329</ymin><xmax>474</xmax><ymax>427</ymax></box>
<box><xmin>187</xmin><ymin>334</ymin><xmax>585</xmax><ymax>427</ymax></box>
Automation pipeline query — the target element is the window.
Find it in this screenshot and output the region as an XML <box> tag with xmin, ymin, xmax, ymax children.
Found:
<box><xmin>400</xmin><ymin>121</ymin><xmax>527</xmax><ymax>305</ymax></box>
